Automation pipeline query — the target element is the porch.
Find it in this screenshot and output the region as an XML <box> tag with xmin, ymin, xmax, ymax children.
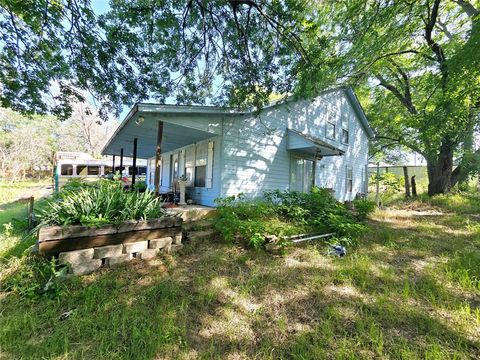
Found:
<box><xmin>102</xmin><ymin>103</ymin><xmax>231</xmax><ymax>206</ymax></box>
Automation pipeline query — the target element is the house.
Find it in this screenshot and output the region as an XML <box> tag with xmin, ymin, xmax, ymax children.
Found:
<box><xmin>101</xmin><ymin>87</ymin><xmax>374</xmax><ymax>206</ymax></box>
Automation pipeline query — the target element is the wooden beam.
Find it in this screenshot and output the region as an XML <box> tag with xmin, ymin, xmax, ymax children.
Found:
<box><xmin>39</xmin><ymin>227</ymin><xmax>182</xmax><ymax>256</ymax></box>
<box><xmin>120</xmin><ymin>148</ymin><xmax>124</xmax><ymax>172</ymax></box>
<box><xmin>154</xmin><ymin>121</ymin><xmax>164</xmax><ymax>195</ymax></box>
<box><xmin>132</xmin><ymin>138</ymin><xmax>138</xmax><ymax>188</ymax></box>
<box><xmin>38</xmin><ymin>217</ymin><xmax>182</xmax><ymax>242</ymax></box>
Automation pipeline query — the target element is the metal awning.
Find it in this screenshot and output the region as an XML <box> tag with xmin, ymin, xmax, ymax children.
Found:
<box><xmin>287</xmin><ymin>129</ymin><xmax>344</xmax><ymax>158</ymax></box>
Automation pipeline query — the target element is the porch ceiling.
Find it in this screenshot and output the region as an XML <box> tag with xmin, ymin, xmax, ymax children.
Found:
<box><xmin>102</xmin><ymin>106</ymin><xmax>226</xmax><ymax>159</ymax></box>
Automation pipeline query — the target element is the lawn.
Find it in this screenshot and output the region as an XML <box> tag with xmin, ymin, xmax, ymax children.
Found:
<box><xmin>0</xmin><ymin>185</ymin><xmax>479</xmax><ymax>359</ymax></box>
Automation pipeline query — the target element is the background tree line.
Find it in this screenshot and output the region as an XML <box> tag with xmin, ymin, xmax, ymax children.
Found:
<box><xmin>0</xmin><ymin>0</ymin><xmax>478</xmax><ymax>194</ymax></box>
<box><xmin>0</xmin><ymin>103</ymin><xmax>116</xmax><ymax>181</ymax></box>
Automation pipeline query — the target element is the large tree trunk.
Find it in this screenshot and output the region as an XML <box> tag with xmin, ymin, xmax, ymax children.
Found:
<box><xmin>403</xmin><ymin>166</ymin><xmax>411</xmax><ymax>198</ymax></box>
<box><xmin>427</xmin><ymin>141</ymin><xmax>455</xmax><ymax>196</ymax></box>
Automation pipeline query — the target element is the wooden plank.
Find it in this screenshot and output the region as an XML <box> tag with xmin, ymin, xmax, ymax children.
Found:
<box><xmin>38</xmin><ymin>217</ymin><xmax>182</xmax><ymax>242</ymax></box>
<box><xmin>154</xmin><ymin>121</ymin><xmax>164</xmax><ymax>195</ymax></box>
<box><xmin>39</xmin><ymin>227</ymin><xmax>182</xmax><ymax>256</ymax></box>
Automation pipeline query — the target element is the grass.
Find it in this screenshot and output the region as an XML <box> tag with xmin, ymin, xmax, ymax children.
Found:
<box><xmin>1</xmin><ymin>184</ymin><xmax>479</xmax><ymax>359</ymax></box>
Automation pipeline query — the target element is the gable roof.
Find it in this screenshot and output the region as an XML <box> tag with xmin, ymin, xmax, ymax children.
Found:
<box><xmin>102</xmin><ymin>87</ymin><xmax>374</xmax><ymax>156</ymax></box>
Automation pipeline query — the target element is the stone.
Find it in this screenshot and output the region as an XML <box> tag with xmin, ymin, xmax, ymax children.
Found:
<box><xmin>123</xmin><ymin>241</ymin><xmax>148</xmax><ymax>254</ymax></box>
<box><xmin>59</xmin><ymin>248</ymin><xmax>94</xmax><ymax>265</ymax></box>
<box><xmin>167</xmin><ymin>244</ymin><xmax>184</xmax><ymax>254</ymax></box>
<box><xmin>105</xmin><ymin>254</ymin><xmax>132</xmax><ymax>266</ymax></box>
<box><xmin>137</xmin><ymin>248</ymin><xmax>159</xmax><ymax>260</ymax></box>
<box><xmin>149</xmin><ymin>237</ymin><xmax>172</xmax><ymax>249</ymax></box>
<box><xmin>69</xmin><ymin>259</ymin><xmax>102</xmax><ymax>275</ymax></box>
<box><xmin>172</xmin><ymin>235</ymin><xmax>183</xmax><ymax>245</ymax></box>
<box><xmin>93</xmin><ymin>244</ymin><xmax>123</xmax><ymax>259</ymax></box>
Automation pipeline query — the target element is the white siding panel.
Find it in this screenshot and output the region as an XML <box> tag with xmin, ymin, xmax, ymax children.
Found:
<box><xmin>220</xmin><ymin>89</ymin><xmax>369</xmax><ymax>202</ymax></box>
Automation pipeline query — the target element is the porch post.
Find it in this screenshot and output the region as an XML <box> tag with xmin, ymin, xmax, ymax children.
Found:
<box><xmin>120</xmin><ymin>148</ymin><xmax>124</xmax><ymax>173</ymax></box>
<box><xmin>132</xmin><ymin>138</ymin><xmax>138</xmax><ymax>188</ymax></box>
<box><xmin>154</xmin><ymin>121</ymin><xmax>164</xmax><ymax>195</ymax></box>
<box><xmin>112</xmin><ymin>155</ymin><xmax>116</xmax><ymax>173</ymax></box>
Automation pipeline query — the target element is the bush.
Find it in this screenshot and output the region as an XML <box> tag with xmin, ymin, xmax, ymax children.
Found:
<box><xmin>39</xmin><ymin>181</ymin><xmax>166</xmax><ymax>227</ymax></box>
<box><xmin>214</xmin><ymin>188</ymin><xmax>367</xmax><ymax>249</ymax></box>
<box><xmin>353</xmin><ymin>199</ymin><xmax>376</xmax><ymax>221</ymax></box>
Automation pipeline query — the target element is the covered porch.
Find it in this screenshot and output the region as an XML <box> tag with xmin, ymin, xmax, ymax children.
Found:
<box><xmin>102</xmin><ymin>103</ymin><xmax>231</xmax><ymax>206</ymax></box>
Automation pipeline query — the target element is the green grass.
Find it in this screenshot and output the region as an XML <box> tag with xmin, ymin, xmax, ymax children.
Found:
<box><xmin>1</xmin><ymin>185</ymin><xmax>479</xmax><ymax>359</ymax></box>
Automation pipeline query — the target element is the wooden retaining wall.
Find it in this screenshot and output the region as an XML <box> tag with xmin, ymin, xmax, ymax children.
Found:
<box><xmin>37</xmin><ymin>217</ymin><xmax>183</xmax><ymax>256</ymax></box>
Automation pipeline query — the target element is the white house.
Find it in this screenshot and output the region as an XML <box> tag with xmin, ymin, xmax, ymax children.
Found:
<box><xmin>102</xmin><ymin>87</ymin><xmax>374</xmax><ymax>206</ymax></box>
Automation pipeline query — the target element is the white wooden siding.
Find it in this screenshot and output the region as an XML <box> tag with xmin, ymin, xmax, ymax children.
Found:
<box><xmin>220</xmin><ymin>89</ymin><xmax>369</xmax><ymax>202</ymax></box>
<box><xmin>145</xmin><ymin>137</ymin><xmax>221</xmax><ymax>206</ymax></box>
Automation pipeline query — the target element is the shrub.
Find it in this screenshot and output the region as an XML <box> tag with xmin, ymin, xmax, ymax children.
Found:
<box><xmin>353</xmin><ymin>199</ymin><xmax>376</xmax><ymax>221</ymax></box>
<box><xmin>39</xmin><ymin>181</ymin><xmax>166</xmax><ymax>227</ymax></box>
<box><xmin>214</xmin><ymin>188</ymin><xmax>367</xmax><ymax>249</ymax></box>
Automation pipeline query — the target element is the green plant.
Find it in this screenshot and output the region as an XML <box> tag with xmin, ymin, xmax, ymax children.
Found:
<box><xmin>133</xmin><ymin>180</ymin><xmax>147</xmax><ymax>192</ymax></box>
<box><xmin>2</xmin><ymin>256</ymin><xmax>68</xmax><ymax>301</ymax></box>
<box><xmin>353</xmin><ymin>199</ymin><xmax>376</xmax><ymax>221</ymax></box>
<box><xmin>39</xmin><ymin>181</ymin><xmax>166</xmax><ymax>227</ymax></box>
<box><xmin>214</xmin><ymin>188</ymin><xmax>366</xmax><ymax>249</ymax></box>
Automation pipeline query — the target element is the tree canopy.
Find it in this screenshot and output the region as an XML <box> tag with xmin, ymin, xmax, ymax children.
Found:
<box><xmin>0</xmin><ymin>0</ymin><xmax>479</xmax><ymax>193</ymax></box>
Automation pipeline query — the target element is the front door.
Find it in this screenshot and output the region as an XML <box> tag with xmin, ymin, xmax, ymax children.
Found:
<box><xmin>290</xmin><ymin>156</ymin><xmax>315</xmax><ymax>192</ymax></box>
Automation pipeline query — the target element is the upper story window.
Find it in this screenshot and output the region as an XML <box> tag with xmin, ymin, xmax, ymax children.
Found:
<box><xmin>326</xmin><ymin>121</ymin><xmax>336</xmax><ymax>140</ymax></box>
<box><xmin>341</xmin><ymin>112</ymin><xmax>349</xmax><ymax>144</ymax></box>
<box><xmin>342</xmin><ymin>129</ymin><xmax>349</xmax><ymax>144</ymax></box>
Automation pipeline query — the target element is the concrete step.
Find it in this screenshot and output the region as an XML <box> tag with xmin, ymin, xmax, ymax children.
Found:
<box><xmin>183</xmin><ymin>219</ymin><xmax>215</xmax><ymax>232</ymax></box>
<box><xmin>186</xmin><ymin>229</ymin><xmax>218</xmax><ymax>243</ymax></box>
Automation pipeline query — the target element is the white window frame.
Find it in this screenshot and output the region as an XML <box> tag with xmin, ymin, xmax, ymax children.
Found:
<box><xmin>346</xmin><ymin>166</ymin><xmax>353</xmax><ymax>193</ymax></box>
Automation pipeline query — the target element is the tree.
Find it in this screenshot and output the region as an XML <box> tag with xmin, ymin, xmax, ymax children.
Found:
<box><xmin>1</xmin><ymin>0</ymin><xmax>479</xmax><ymax>195</ymax></box>
<box><xmin>0</xmin><ymin>0</ymin><xmax>318</xmax><ymax>117</ymax></box>
<box><xmin>0</xmin><ymin>104</ymin><xmax>115</xmax><ymax>180</ymax></box>
<box><xmin>325</xmin><ymin>0</ymin><xmax>480</xmax><ymax>195</ymax></box>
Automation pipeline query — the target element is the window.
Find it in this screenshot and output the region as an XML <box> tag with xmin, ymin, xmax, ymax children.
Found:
<box><xmin>76</xmin><ymin>165</ymin><xmax>87</xmax><ymax>176</ymax></box>
<box><xmin>194</xmin><ymin>165</ymin><xmax>206</xmax><ymax>187</ymax></box>
<box><xmin>60</xmin><ymin>164</ymin><xmax>73</xmax><ymax>176</ymax></box>
<box><xmin>342</xmin><ymin>129</ymin><xmax>349</xmax><ymax>144</ymax></box>
<box><xmin>326</xmin><ymin>122</ymin><xmax>336</xmax><ymax>140</ymax></box>
<box><xmin>195</xmin><ymin>142</ymin><xmax>208</xmax><ymax>187</ymax></box>
<box><xmin>137</xmin><ymin>166</ymin><xmax>147</xmax><ymax>176</ymax></box>
<box><xmin>341</xmin><ymin>112</ymin><xmax>349</xmax><ymax>144</ymax></box>
<box><xmin>346</xmin><ymin>167</ymin><xmax>353</xmax><ymax>193</ymax></box>
<box><xmin>185</xmin><ymin>146</ymin><xmax>195</xmax><ymax>186</ymax></box>
<box><xmin>77</xmin><ymin>165</ymin><xmax>100</xmax><ymax>176</ymax></box>
<box><xmin>104</xmin><ymin>166</ymin><xmax>113</xmax><ymax>175</ymax></box>
<box><xmin>87</xmin><ymin>166</ymin><xmax>100</xmax><ymax>176</ymax></box>
<box><xmin>290</xmin><ymin>156</ymin><xmax>315</xmax><ymax>193</ymax></box>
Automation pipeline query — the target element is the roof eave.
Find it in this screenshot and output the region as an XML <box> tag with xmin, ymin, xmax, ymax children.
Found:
<box><xmin>344</xmin><ymin>87</ymin><xmax>375</xmax><ymax>139</ymax></box>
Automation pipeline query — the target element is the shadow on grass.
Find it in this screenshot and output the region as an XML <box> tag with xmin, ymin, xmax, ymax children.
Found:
<box><xmin>1</xmin><ymin>208</ymin><xmax>479</xmax><ymax>359</ymax></box>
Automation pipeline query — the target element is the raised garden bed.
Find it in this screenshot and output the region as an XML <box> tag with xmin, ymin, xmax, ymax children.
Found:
<box><xmin>36</xmin><ymin>217</ymin><xmax>183</xmax><ymax>275</ymax></box>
